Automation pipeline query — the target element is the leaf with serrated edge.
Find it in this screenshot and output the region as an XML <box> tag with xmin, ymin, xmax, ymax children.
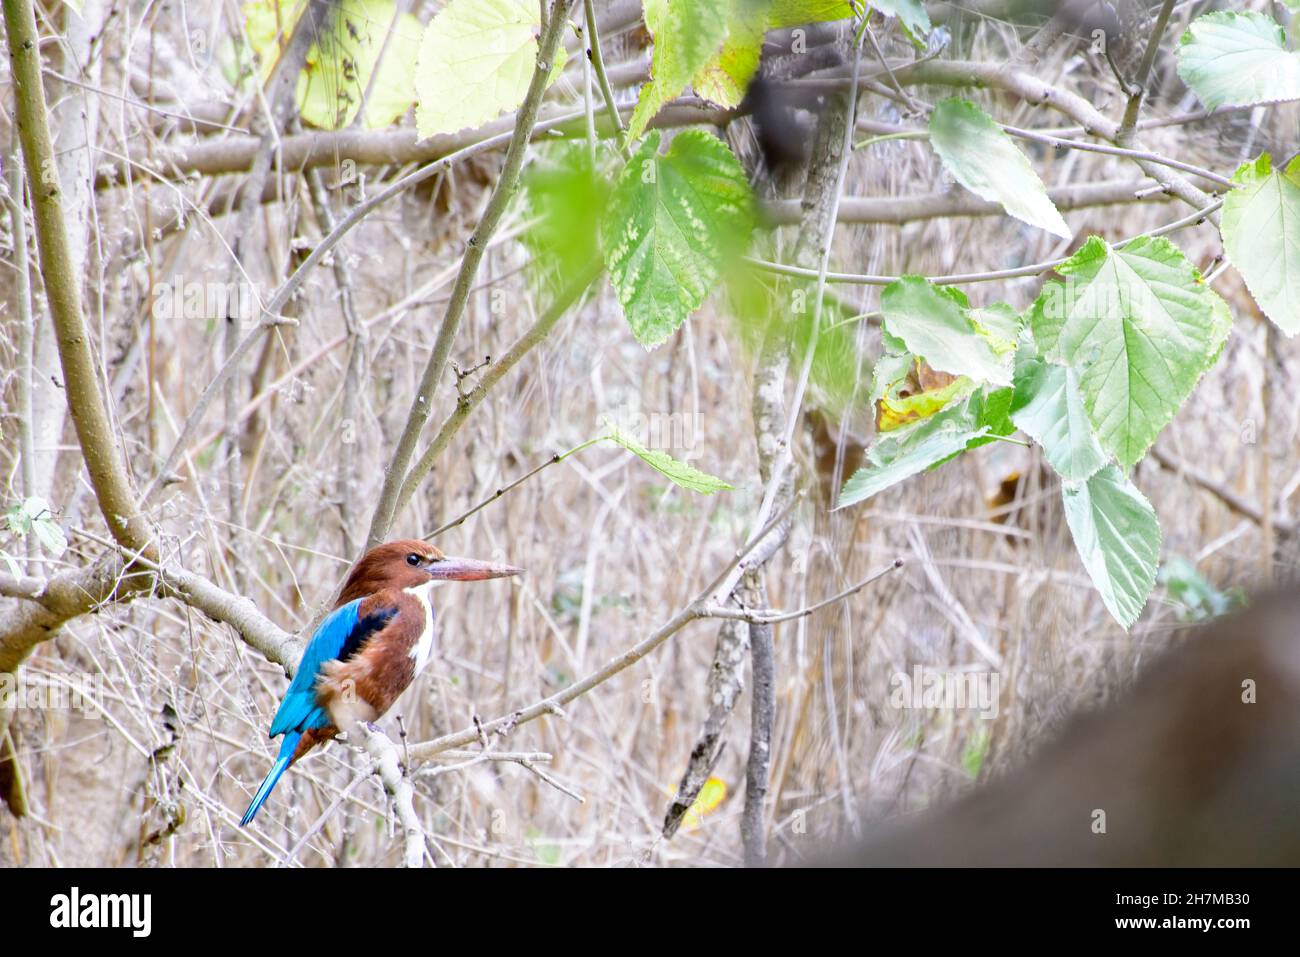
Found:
<box><xmin>602</xmin><ymin>131</ymin><xmax>753</xmax><ymax>348</ymax></box>
<box><xmin>1176</xmin><ymin>11</ymin><xmax>1300</xmax><ymax>110</ymax></box>
<box><xmin>1221</xmin><ymin>153</ymin><xmax>1300</xmax><ymax>335</ymax></box>
<box><xmin>628</xmin><ymin>0</ymin><xmax>730</xmax><ymax>140</ymax></box>
<box><xmin>882</xmin><ymin>277</ymin><xmax>1013</xmax><ymax>386</ymax></box>
<box><xmin>415</xmin><ymin>0</ymin><xmax>566</xmax><ymax>139</ymax></box>
<box><xmin>1009</xmin><ymin>350</ymin><xmax>1107</xmax><ymax>481</ymax></box>
<box><xmin>605</xmin><ymin>423</ymin><xmax>734</xmax><ymax>494</ymax></box>
<box><xmin>929</xmin><ymin>99</ymin><xmax>1070</xmax><ymax>238</ymax></box>
<box><xmin>1061</xmin><ymin>465</ymin><xmax>1161</xmax><ymax>629</ymax></box>
<box><xmin>835</xmin><ymin>426</ymin><xmax>988</xmax><ymax>509</ymax></box>
<box><xmin>693</xmin><ymin>1</ymin><xmax>769</xmax><ymax>107</ymax></box>
<box><xmin>870</xmin><ymin>0</ymin><xmax>931</xmax><ymax>40</ymax></box>
<box><xmin>768</xmin><ymin>0</ymin><xmax>853</xmax><ymax>26</ymax></box>
<box><xmin>1035</xmin><ymin>235</ymin><xmax>1228</xmax><ymax>467</ymax></box>
<box><xmin>31</xmin><ymin>517</ymin><xmax>67</xmax><ymax>557</ymax></box>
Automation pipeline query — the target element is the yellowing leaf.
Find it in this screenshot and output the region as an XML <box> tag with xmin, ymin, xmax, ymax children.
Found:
<box><xmin>878</xmin><ymin>374</ymin><xmax>972</xmax><ymax>431</ymax></box>
<box><xmin>414</xmin><ymin>0</ymin><xmax>567</xmax><ymax>140</ymax></box>
<box><xmin>238</xmin><ymin>0</ymin><xmax>421</xmax><ymax>129</ymax></box>
<box><xmin>693</xmin><ymin>1</ymin><xmax>769</xmax><ymax>108</ymax></box>
<box><xmin>768</xmin><ymin>0</ymin><xmax>852</xmax><ymax>27</ymax></box>
<box><xmin>678</xmin><ymin>776</ymin><xmax>727</xmax><ymax>829</ymax></box>
<box><xmin>299</xmin><ymin>0</ymin><xmax>422</xmax><ymax>129</ymax></box>
<box><xmin>628</xmin><ymin>0</ymin><xmax>730</xmax><ymax>140</ymax></box>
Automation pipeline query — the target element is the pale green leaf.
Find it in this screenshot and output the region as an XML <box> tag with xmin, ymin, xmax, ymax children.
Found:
<box><xmin>970</xmin><ymin>302</ymin><xmax>1021</xmax><ymax>353</ymax></box>
<box><xmin>628</xmin><ymin>0</ymin><xmax>730</xmax><ymax>140</ymax></box>
<box><xmin>298</xmin><ymin>0</ymin><xmax>422</xmax><ymax>129</ymax></box>
<box><xmin>602</xmin><ymin>130</ymin><xmax>754</xmax><ymax>347</ymax></box>
<box><xmin>881</xmin><ymin>277</ymin><xmax>1013</xmax><ymax>386</ymax></box>
<box><xmin>693</xmin><ymin>2</ymin><xmax>769</xmax><ymax>108</ymax></box>
<box><xmin>1033</xmin><ymin>236</ymin><xmax>1229</xmax><ymax>467</ymax></box>
<box><xmin>1061</xmin><ymin>465</ymin><xmax>1161</xmax><ymax>629</ymax></box>
<box><xmin>415</xmin><ymin>0</ymin><xmax>566</xmax><ymax>139</ymax></box>
<box><xmin>768</xmin><ymin>0</ymin><xmax>853</xmax><ymax>27</ymax></box>
<box><xmin>31</xmin><ymin>517</ymin><xmax>67</xmax><ymax>558</ymax></box>
<box><xmin>871</xmin><ymin>0</ymin><xmax>931</xmax><ymax>41</ymax></box>
<box><xmin>4</xmin><ymin>504</ymin><xmax>30</xmax><ymax>536</ymax></box>
<box><xmin>1220</xmin><ymin>153</ymin><xmax>1300</xmax><ymax>335</ymax></box>
<box><xmin>605</xmin><ymin>423</ymin><xmax>734</xmax><ymax>494</ymax></box>
<box><xmin>1009</xmin><ymin>350</ymin><xmax>1107</xmax><ymax>481</ymax></box>
<box><xmin>1176</xmin><ymin>11</ymin><xmax>1300</xmax><ymax>109</ymax></box>
<box><xmin>835</xmin><ymin>425</ymin><xmax>988</xmax><ymax>509</ymax></box>
<box><xmin>523</xmin><ymin>145</ymin><xmax>610</xmax><ymax>294</ymax></box>
<box><xmin>929</xmin><ymin>99</ymin><xmax>1070</xmax><ymax>239</ymax></box>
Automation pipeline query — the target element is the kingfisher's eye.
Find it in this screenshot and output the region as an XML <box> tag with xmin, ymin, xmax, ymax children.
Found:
<box><xmin>406</xmin><ymin>553</ymin><xmax>421</xmax><ymax>566</ymax></box>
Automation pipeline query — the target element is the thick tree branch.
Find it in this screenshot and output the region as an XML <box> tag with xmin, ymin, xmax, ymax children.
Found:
<box><xmin>3</xmin><ymin>0</ymin><xmax>152</xmax><ymax>557</ymax></box>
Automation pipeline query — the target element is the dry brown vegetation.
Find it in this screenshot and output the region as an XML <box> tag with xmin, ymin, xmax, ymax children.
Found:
<box><xmin>0</xmin><ymin>0</ymin><xmax>1296</xmax><ymax>867</ymax></box>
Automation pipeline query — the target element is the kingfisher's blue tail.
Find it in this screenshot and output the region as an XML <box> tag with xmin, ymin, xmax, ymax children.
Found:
<box><xmin>241</xmin><ymin>732</ymin><xmax>300</xmax><ymax>827</ymax></box>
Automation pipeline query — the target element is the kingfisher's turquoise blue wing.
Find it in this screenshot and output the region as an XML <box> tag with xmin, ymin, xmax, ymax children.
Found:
<box><xmin>269</xmin><ymin>599</ymin><xmax>363</xmax><ymax>736</ymax></box>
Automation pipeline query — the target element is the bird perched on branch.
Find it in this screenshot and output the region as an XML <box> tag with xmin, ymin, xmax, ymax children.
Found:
<box><xmin>240</xmin><ymin>539</ymin><xmax>522</xmax><ymax>826</ymax></box>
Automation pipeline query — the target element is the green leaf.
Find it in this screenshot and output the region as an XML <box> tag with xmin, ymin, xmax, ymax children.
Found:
<box><xmin>1159</xmin><ymin>555</ymin><xmax>1244</xmax><ymax>622</ymax></box>
<box><xmin>5</xmin><ymin>497</ymin><xmax>65</xmax><ymax>556</ymax></box>
<box><xmin>522</xmin><ymin>145</ymin><xmax>610</xmax><ymax>294</ymax></box>
<box><xmin>970</xmin><ymin>302</ymin><xmax>1022</xmax><ymax>353</ymax></box>
<box><xmin>1032</xmin><ymin>236</ymin><xmax>1229</xmax><ymax>468</ymax></box>
<box><xmin>414</xmin><ymin>0</ymin><xmax>567</xmax><ymax>139</ymax></box>
<box><xmin>881</xmin><ymin>277</ymin><xmax>1013</xmax><ymax>387</ymax></box>
<box><xmin>768</xmin><ymin>0</ymin><xmax>853</xmax><ymax>27</ymax></box>
<box><xmin>602</xmin><ymin>130</ymin><xmax>754</xmax><ymax>347</ymax></box>
<box><xmin>1220</xmin><ymin>153</ymin><xmax>1300</xmax><ymax>336</ymax></box>
<box><xmin>929</xmin><ymin>99</ymin><xmax>1070</xmax><ymax>239</ymax></box>
<box><xmin>871</xmin><ymin>0</ymin><xmax>931</xmax><ymax>42</ymax></box>
<box><xmin>1009</xmin><ymin>350</ymin><xmax>1107</xmax><ymax>481</ymax></box>
<box><xmin>628</xmin><ymin>0</ymin><xmax>731</xmax><ymax>140</ymax></box>
<box><xmin>0</xmin><ymin>549</ymin><xmax>20</xmax><ymax>580</ymax></box>
<box><xmin>31</xmin><ymin>517</ymin><xmax>67</xmax><ymax>558</ymax></box>
<box><xmin>297</xmin><ymin>0</ymin><xmax>422</xmax><ymax>129</ymax></box>
<box><xmin>693</xmin><ymin>0</ymin><xmax>770</xmax><ymax>108</ymax></box>
<box><xmin>961</xmin><ymin>727</ymin><xmax>990</xmax><ymax>779</ymax></box>
<box><xmin>966</xmin><ymin>385</ymin><xmax>1015</xmax><ymax>451</ymax></box>
<box><xmin>1061</xmin><ymin>465</ymin><xmax>1161</xmax><ymax>629</ymax></box>
<box><xmin>835</xmin><ymin>424</ymin><xmax>988</xmax><ymax>509</ymax></box>
<box><xmin>1176</xmin><ymin>11</ymin><xmax>1300</xmax><ymax>110</ymax></box>
<box><xmin>605</xmin><ymin>422</ymin><xmax>734</xmax><ymax>494</ymax></box>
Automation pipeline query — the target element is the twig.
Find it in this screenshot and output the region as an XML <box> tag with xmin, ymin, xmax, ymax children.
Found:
<box><xmin>1118</xmin><ymin>0</ymin><xmax>1179</xmax><ymax>143</ymax></box>
<box><xmin>583</xmin><ymin>0</ymin><xmax>628</xmax><ymax>158</ymax></box>
<box><xmin>1149</xmin><ymin>446</ymin><xmax>1296</xmax><ymax>539</ymax></box>
<box><xmin>424</xmin><ymin>438</ymin><xmax>602</xmax><ymax>539</ymax></box>
<box><xmin>143</xmin><ymin>108</ymin><xmax>591</xmax><ymax>506</ymax></box>
<box><xmin>359</xmin><ymin>726</ymin><xmax>427</xmax><ymax>868</ymax></box>
<box><xmin>366</xmin><ymin>0</ymin><xmax>579</xmax><ymax>548</ymax></box>
<box><xmin>747</xmin><ymin>196</ymin><xmax>1223</xmax><ymax>285</ymax></box>
<box><xmin>393</xmin><ymin>259</ymin><xmax>603</xmax><ymax>518</ymax></box>
<box><xmin>701</xmin><ymin>559</ymin><xmax>905</xmax><ymax>624</ymax></box>
<box><xmin>405</xmin><ymin>493</ymin><xmax>809</xmax><ymax>765</ymax></box>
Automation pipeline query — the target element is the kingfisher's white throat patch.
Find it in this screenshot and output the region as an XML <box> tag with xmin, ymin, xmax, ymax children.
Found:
<box><xmin>404</xmin><ymin>579</ymin><xmax>438</xmax><ymax>674</ymax></box>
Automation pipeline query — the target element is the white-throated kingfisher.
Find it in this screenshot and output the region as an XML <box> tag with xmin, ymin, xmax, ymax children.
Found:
<box><xmin>240</xmin><ymin>539</ymin><xmax>521</xmax><ymax>826</ymax></box>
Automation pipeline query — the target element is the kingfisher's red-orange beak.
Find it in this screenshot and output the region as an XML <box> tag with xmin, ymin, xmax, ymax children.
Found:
<box><xmin>428</xmin><ymin>556</ymin><xmax>523</xmax><ymax>581</ymax></box>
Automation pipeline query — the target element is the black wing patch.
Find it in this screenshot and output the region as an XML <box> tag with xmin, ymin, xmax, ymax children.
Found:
<box><xmin>342</xmin><ymin>606</ymin><xmax>398</xmax><ymax>661</ymax></box>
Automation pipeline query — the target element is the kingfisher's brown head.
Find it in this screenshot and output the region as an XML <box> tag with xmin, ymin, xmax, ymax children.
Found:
<box><xmin>337</xmin><ymin>539</ymin><xmax>522</xmax><ymax>606</ymax></box>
